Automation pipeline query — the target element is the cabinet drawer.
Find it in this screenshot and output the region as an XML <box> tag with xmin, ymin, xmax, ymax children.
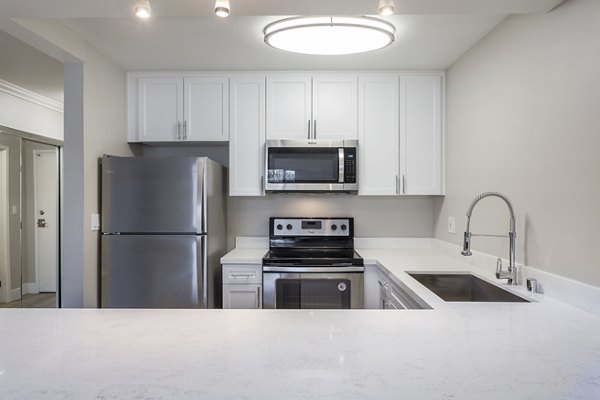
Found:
<box><xmin>222</xmin><ymin>264</ymin><xmax>262</xmax><ymax>284</ymax></box>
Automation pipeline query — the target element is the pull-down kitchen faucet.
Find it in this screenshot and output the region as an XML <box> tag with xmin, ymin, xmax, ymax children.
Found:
<box><xmin>461</xmin><ymin>192</ymin><xmax>518</xmax><ymax>285</ymax></box>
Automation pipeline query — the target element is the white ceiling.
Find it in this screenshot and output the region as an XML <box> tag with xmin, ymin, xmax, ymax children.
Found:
<box><xmin>0</xmin><ymin>0</ymin><xmax>565</xmax><ymax>71</ymax></box>
<box><xmin>60</xmin><ymin>15</ymin><xmax>507</xmax><ymax>71</ymax></box>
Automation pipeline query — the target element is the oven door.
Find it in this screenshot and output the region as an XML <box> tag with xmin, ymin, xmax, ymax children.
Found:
<box><xmin>265</xmin><ymin>139</ymin><xmax>357</xmax><ymax>193</ymax></box>
<box><xmin>263</xmin><ymin>270</ymin><xmax>364</xmax><ymax>309</ymax></box>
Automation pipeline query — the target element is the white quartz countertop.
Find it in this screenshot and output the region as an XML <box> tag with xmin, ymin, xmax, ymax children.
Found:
<box><xmin>2</xmin><ymin>245</ymin><xmax>600</xmax><ymax>399</ymax></box>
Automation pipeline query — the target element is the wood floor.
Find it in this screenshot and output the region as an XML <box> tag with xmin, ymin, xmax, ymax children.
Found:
<box><xmin>0</xmin><ymin>293</ymin><xmax>56</xmax><ymax>308</ymax></box>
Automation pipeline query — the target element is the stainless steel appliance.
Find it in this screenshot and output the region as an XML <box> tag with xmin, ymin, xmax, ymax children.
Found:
<box><xmin>100</xmin><ymin>156</ymin><xmax>226</xmax><ymax>309</ymax></box>
<box><xmin>265</xmin><ymin>139</ymin><xmax>358</xmax><ymax>193</ymax></box>
<box><xmin>262</xmin><ymin>217</ymin><xmax>364</xmax><ymax>309</ymax></box>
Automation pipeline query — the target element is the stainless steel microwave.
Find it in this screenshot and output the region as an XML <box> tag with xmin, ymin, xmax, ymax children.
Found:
<box><xmin>265</xmin><ymin>139</ymin><xmax>358</xmax><ymax>193</ymax></box>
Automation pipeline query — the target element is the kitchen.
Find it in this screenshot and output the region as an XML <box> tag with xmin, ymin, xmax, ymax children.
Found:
<box><xmin>1</xmin><ymin>0</ymin><xmax>600</xmax><ymax>398</ymax></box>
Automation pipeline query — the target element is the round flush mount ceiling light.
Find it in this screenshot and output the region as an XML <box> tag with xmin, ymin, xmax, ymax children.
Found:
<box><xmin>263</xmin><ymin>16</ymin><xmax>395</xmax><ymax>55</ymax></box>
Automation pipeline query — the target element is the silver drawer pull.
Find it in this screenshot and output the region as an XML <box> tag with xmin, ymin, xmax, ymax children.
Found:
<box><xmin>229</xmin><ymin>273</ymin><xmax>256</xmax><ymax>279</ymax></box>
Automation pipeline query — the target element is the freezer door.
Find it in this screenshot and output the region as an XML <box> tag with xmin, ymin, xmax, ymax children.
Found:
<box><xmin>101</xmin><ymin>157</ymin><xmax>203</xmax><ymax>233</ymax></box>
<box><xmin>101</xmin><ymin>235</ymin><xmax>202</xmax><ymax>308</ymax></box>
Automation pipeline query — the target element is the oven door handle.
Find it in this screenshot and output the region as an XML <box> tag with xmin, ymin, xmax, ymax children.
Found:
<box><xmin>262</xmin><ymin>266</ymin><xmax>364</xmax><ymax>273</ymax></box>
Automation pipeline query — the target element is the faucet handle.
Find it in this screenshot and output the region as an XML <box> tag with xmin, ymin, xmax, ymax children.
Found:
<box><xmin>495</xmin><ymin>258</ymin><xmax>502</xmax><ymax>279</ymax></box>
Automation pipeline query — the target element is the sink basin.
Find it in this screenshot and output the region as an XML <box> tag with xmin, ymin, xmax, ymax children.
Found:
<box><xmin>408</xmin><ymin>272</ymin><xmax>530</xmax><ymax>302</ymax></box>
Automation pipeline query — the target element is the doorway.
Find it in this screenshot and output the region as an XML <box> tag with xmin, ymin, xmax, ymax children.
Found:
<box><xmin>0</xmin><ymin>129</ymin><xmax>62</xmax><ymax>308</ymax></box>
<box><xmin>34</xmin><ymin>149</ymin><xmax>59</xmax><ymax>294</ymax></box>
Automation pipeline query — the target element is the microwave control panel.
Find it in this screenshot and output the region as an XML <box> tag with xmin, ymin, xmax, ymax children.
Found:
<box><xmin>344</xmin><ymin>148</ymin><xmax>357</xmax><ymax>183</ymax></box>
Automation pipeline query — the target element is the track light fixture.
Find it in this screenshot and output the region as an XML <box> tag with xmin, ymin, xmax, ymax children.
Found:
<box><xmin>378</xmin><ymin>0</ymin><xmax>395</xmax><ymax>16</ymax></box>
<box><xmin>135</xmin><ymin>0</ymin><xmax>151</xmax><ymax>18</ymax></box>
<box><xmin>215</xmin><ymin>0</ymin><xmax>231</xmax><ymax>18</ymax></box>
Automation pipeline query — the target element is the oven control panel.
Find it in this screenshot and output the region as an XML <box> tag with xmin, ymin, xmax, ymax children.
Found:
<box><xmin>270</xmin><ymin>218</ymin><xmax>352</xmax><ymax>237</ymax></box>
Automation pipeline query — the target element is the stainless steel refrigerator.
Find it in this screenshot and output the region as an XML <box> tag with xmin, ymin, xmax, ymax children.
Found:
<box><xmin>100</xmin><ymin>156</ymin><xmax>226</xmax><ymax>309</ymax></box>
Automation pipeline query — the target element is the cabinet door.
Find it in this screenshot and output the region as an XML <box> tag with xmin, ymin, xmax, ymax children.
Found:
<box><xmin>266</xmin><ymin>75</ymin><xmax>312</xmax><ymax>139</ymax></box>
<box><xmin>137</xmin><ymin>77</ymin><xmax>184</xmax><ymax>142</ymax></box>
<box><xmin>358</xmin><ymin>76</ymin><xmax>399</xmax><ymax>195</ymax></box>
<box><xmin>229</xmin><ymin>76</ymin><xmax>266</xmax><ymax>196</ymax></box>
<box><xmin>400</xmin><ymin>75</ymin><xmax>443</xmax><ymax>195</ymax></box>
<box><xmin>312</xmin><ymin>75</ymin><xmax>358</xmax><ymax>139</ymax></box>
<box><xmin>223</xmin><ymin>284</ymin><xmax>262</xmax><ymax>309</ymax></box>
<box><xmin>184</xmin><ymin>77</ymin><xmax>229</xmax><ymax>141</ymax></box>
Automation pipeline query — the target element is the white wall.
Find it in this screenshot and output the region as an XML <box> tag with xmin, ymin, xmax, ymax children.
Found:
<box><xmin>433</xmin><ymin>0</ymin><xmax>600</xmax><ymax>287</ymax></box>
<box><xmin>82</xmin><ymin>44</ymin><xmax>136</xmax><ymax>307</ymax></box>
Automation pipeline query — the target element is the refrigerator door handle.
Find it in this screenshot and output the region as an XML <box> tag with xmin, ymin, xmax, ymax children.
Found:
<box><xmin>198</xmin><ymin>234</ymin><xmax>208</xmax><ymax>308</ymax></box>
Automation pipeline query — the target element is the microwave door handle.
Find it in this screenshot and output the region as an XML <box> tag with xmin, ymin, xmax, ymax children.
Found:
<box><xmin>338</xmin><ymin>148</ymin><xmax>344</xmax><ymax>183</ymax></box>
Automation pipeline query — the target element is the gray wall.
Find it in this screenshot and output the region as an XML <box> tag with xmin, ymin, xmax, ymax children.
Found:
<box><xmin>82</xmin><ymin>45</ymin><xmax>137</xmax><ymax>307</ymax></box>
<box><xmin>228</xmin><ymin>195</ymin><xmax>434</xmax><ymax>249</ymax></box>
<box><xmin>433</xmin><ymin>0</ymin><xmax>600</xmax><ymax>286</ymax></box>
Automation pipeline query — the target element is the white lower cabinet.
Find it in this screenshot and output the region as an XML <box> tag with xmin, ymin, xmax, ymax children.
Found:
<box><xmin>222</xmin><ymin>264</ymin><xmax>263</xmax><ymax>309</ymax></box>
<box><xmin>364</xmin><ymin>265</ymin><xmax>430</xmax><ymax>310</ymax></box>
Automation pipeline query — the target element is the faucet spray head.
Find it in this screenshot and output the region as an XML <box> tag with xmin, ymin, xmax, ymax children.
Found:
<box><xmin>461</xmin><ymin>231</ymin><xmax>472</xmax><ymax>256</ymax></box>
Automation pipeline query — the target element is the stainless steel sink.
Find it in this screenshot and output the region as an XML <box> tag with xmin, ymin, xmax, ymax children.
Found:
<box><xmin>408</xmin><ymin>272</ymin><xmax>530</xmax><ymax>302</ymax></box>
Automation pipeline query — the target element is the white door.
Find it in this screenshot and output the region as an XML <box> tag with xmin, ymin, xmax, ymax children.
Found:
<box><xmin>400</xmin><ymin>75</ymin><xmax>443</xmax><ymax>195</ymax></box>
<box><xmin>184</xmin><ymin>77</ymin><xmax>229</xmax><ymax>141</ymax></box>
<box><xmin>312</xmin><ymin>75</ymin><xmax>358</xmax><ymax>139</ymax></box>
<box><xmin>358</xmin><ymin>75</ymin><xmax>399</xmax><ymax>195</ymax></box>
<box><xmin>222</xmin><ymin>284</ymin><xmax>262</xmax><ymax>309</ymax></box>
<box><xmin>138</xmin><ymin>77</ymin><xmax>184</xmax><ymax>142</ymax></box>
<box><xmin>34</xmin><ymin>150</ymin><xmax>59</xmax><ymax>293</ymax></box>
<box><xmin>229</xmin><ymin>76</ymin><xmax>266</xmax><ymax>196</ymax></box>
<box><xmin>266</xmin><ymin>75</ymin><xmax>312</xmax><ymax>139</ymax></box>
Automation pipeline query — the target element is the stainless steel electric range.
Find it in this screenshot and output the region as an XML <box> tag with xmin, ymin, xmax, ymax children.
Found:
<box><xmin>262</xmin><ymin>217</ymin><xmax>364</xmax><ymax>309</ymax></box>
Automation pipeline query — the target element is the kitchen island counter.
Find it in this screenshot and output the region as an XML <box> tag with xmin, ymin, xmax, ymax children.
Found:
<box><xmin>2</xmin><ymin>242</ymin><xmax>600</xmax><ymax>399</ymax></box>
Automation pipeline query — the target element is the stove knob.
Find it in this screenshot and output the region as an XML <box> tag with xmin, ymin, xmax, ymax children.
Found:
<box><xmin>286</xmin><ymin>224</ymin><xmax>293</xmax><ymax>230</ymax></box>
<box><xmin>276</xmin><ymin>224</ymin><xmax>283</xmax><ymax>231</ymax></box>
<box><xmin>331</xmin><ymin>224</ymin><xmax>337</xmax><ymax>231</ymax></box>
<box><xmin>341</xmin><ymin>224</ymin><xmax>347</xmax><ymax>231</ymax></box>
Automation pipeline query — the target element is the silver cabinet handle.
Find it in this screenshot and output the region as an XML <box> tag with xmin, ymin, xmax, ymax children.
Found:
<box><xmin>313</xmin><ymin>119</ymin><xmax>317</xmax><ymax>139</ymax></box>
<box><xmin>176</xmin><ymin>121</ymin><xmax>181</xmax><ymax>141</ymax></box>
<box><xmin>307</xmin><ymin>120</ymin><xmax>311</xmax><ymax>139</ymax></box>
<box><xmin>183</xmin><ymin>120</ymin><xmax>187</xmax><ymax>140</ymax></box>
<box><xmin>395</xmin><ymin>175</ymin><xmax>399</xmax><ymax>195</ymax></box>
<box><xmin>260</xmin><ymin>176</ymin><xmax>264</xmax><ymax>192</ymax></box>
<box><xmin>401</xmin><ymin>174</ymin><xmax>406</xmax><ymax>194</ymax></box>
<box><xmin>257</xmin><ymin>286</ymin><xmax>262</xmax><ymax>309</ymax></box>
<box><xmin>229</xmin><ymin>273</ymin><xmax>255</xmax><ymax>279</ymax></box>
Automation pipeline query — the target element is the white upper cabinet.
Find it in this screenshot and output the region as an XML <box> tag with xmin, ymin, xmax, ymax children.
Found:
<box><xmin>266</xmin><ymin>74</ymin><xmax>358</xmax><ymax>140</ymax></box>
<box><xmin>229</xmin><ymin>76</ymin><xmax>266</xmax><ymax>196</ymax></box>
<box><xmin>400</xmin><ymin>75</ymin><xmax>443</xmax><ymax>195</ymax></box>
<box><xmin>137</xmin><ymin>77</ymin><xmax>183</xmax><ymax>142</ymax></box>
<box><xmin>184</xmin><ymin>77</ymin><xmax>229</xmax><ymax>141</ymax></box>
<box><xmin>266</xmin><ymin>76</ymin><xmax>312</xmax><ymax>140</ymax></box>
<box><xmin>312</xmin><ymin>75</ymin><xmax>358</xmax><ymax>140</ymax></box>
<box><xmin>131</xmin><ymin>75</ymin><xmax>229</xmax><ymax>142</ymax></box>
<box><xmin>358</xmin><ymin>75</ymin><xmax>399</xmax><ymax>195</ymax></box>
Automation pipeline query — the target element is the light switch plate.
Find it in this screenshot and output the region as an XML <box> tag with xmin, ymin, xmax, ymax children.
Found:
<box><xmin>91</xmin><ymin>214</ymin><xmax>101</xmax><ymax>231</ymax></box>
<box><xmin>448</xmin><ymin>217</ymin><xmax>456</xmax><ymax>234</ymax></box>
<box><xmin>11</xmin><ymin>205</ymin><xmax>17</xmax><ymax>215</ymax></box>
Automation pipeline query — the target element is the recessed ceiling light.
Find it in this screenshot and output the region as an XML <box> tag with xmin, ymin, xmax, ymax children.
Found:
<box><xmin>263</xmin><ymin>16</ymin><xmax>395</xmax><ymax>56</ymax></box>
<box><xmin>215</xmin><ymin>0</ymin><xmax>230</xmax><ymax>18</ymax></box>
<box><xmin>135</xmin><ymin>0</ymin><xmax>151</xmax><ymax>19</ymax></box>
<box><xmin>378</xmin><ymin>0</ymin><xmax>395</xmax><ymax>16</ymax></box>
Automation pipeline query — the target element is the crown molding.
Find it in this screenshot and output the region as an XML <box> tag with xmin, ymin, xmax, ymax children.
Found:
<box><xmin>0</xmin><ymin>79</ymin><xmax>63</xmax><ymax>113</ymax></box>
